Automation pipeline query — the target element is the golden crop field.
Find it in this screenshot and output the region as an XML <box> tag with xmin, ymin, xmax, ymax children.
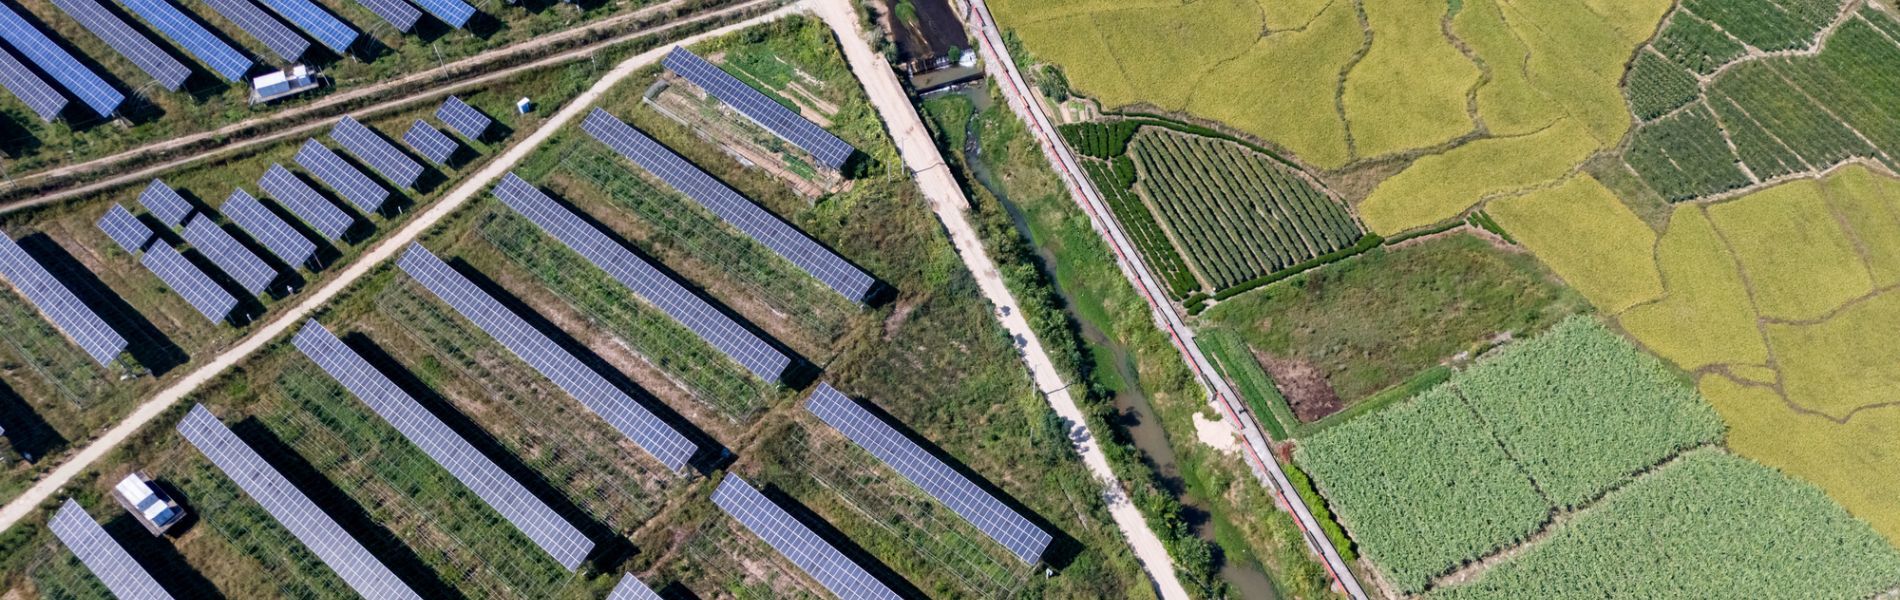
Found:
<box><xmin>1707</xmin><ymin>179</ymin><xmax>1873</xmax><ymax>321</ymax></box>
<box><xmin>1488</xmin><ymin>175</ymin><xmax>1664</xmax><ymax>312</ymax></box>
<box><xmin>1342</xmin><ymin>0</ymin><xmax>1478</xmax><ymax>158</ymax></box>
<box><xmin>1357</xmin><ymin>119</ymin><xmax>1599</xmax><ymax>234</ymax></box>
<box><xmin>1618</xmin><ymin>209</ymin><xmax>1767</xmax><ymax>371</ymax></box>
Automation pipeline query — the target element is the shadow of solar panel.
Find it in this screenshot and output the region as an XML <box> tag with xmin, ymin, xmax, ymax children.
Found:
<box><xmin>137</xmin><ymin>179</ymin><xmax>192</xmax><ymax>227</ymax></box>
<box><xmin>395</xmin><ymin>244</ymin><xmax>697</xmax><ymax>471</ymax></box>
<box><xmin>97</xmin><ymin>204</ymin><xmax>152</xmax><ymax>254</ymax></box>
<box><xmin>662</xmin><ymin>47</ymin><xmax>855</xmax><ymax>171</ymax></box>
<box><xmin>0</xmin><ymin>47</ymin><xmax>65</xmax><ymax>121</ymax></box>
<box><xmin>49</xmin><ymin>0</ymin><xmax>189</xmax><ymax>91</ymax></box>
<box><xmin>261</xmin><ymin>163</ymin><xmax>353</xmax><ymax>240</ymax></box>
<box><xmin>402</xmin><ymin>120</ymin><xmax>454</xmax><ymax>166</ymax></box>
<box><xmin>0</xmin><ymin>3</ymin><xmax>123</xmax><ymax>117</ymax></box>
<box><xmin>222</xmin><ymin>188</ymin><xmax>316</xmax><ymax>269</ymax></box>
<box><xmin>712</xmin><ymin>474</ymin><xmax>899</xmax><ymax>600</ymax></box>
<box><xmin>175</xmin><ymin>405</ymin><xmax>422</xmax><ymax>600</ymax></box>
<box><xmin>406</xmin><ymin>0</ymin><xmax>470</xmax><ymax>28</ymax></box>
<box><xmin>181</xmin><ymin>213</ymin><xmax>275</xmax><ymax>295</ymax></box>
<box><xmin>806</xmin><ymin>384</ymin><xmax>1051</xmax><ymax>564</ymax></box>
<box><xmin>292</xmin><ymin>320</ymin><xmax>595</xmax><ymax>571</ymax></box>
<box><xmin>49</xmin><ymin>500</ymin><xmax>174</xmax><ymax>599</ymax></box>
<box><xmin>607</xmin><ymin>574</ymin><xmax>661</xmax><ymax>600</ymax></box>
<box><xmin>0</xmin><ymin>234</ymin><xmax>126</xmax><ymax>365</ymax></box>
<box><xmin>435</xmin><ymin>95</ymin><xmax>489</xmax><ymax>140</ymax></box>
<box><xmin>201</xmin><ymin>0</ymin><xmax>305</xmax><ymax>63</ymax></box>
<box><xmin>139</xmin><ymin>243</ymin><xmax>235</xmax><ymax>322</ymax></box>
<box><xmin>581</xmin><ymin>109</ymin><xmax>875</xmax><ymax>304</ymax></box>
<box><xmin>353</xmin><ymin>0</ymin><xmax>416</xmax><ymax>32</ymax></box>
<box><xmin>253</xmin><ymin>0</ymin><xmax>353</xmax><ymax>53</ymax></box>
<box><xmin>332</xmin><ymin>116</ymin><xmax>421</xmax><ymax>190</ymax></box>
<box><xmin>493</xmin><ymin>174</ymin><xmax>789</xmax><ymax>382</ymax></box>
<box><xmin>297</xmin><ymin>138</ymin><xmax>390</xmax><ymax>212</ymax></box>
<box><xmin>119</xmin><ymin>0</ymin><xmax>251</xmax><ymax>81</ymax></box>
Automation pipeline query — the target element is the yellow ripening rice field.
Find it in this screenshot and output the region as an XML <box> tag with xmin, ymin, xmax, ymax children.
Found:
<box><xmin>1707</xmin><ymin>178</ymin><xmax>1873</xmax><ymax>322</ymax></box>
<box><xmin>1487</xmin><ymin>175</ymin><xmax>1664</xmax><ymax>312</ymax></box>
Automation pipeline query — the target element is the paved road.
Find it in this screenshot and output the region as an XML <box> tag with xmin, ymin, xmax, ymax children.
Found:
<box><xmin>0</xmin><ymin>4</ymin><xmax>807</xmax><ymax>534</ymax></box>
<box><xmin>811</xmin><ymin>1</ymin><xmax>1190</xmax><ymax>598</ymax></box>
<box><xmin>961</xmin><ymin>1</ymin><xmax>1370</xmax><ymax>597</ymax></box>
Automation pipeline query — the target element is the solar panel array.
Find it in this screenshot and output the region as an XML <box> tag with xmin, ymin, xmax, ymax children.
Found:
<box><xmin>662</xmin><ymin>47</ymin><xmax>856</xmax><ymax>171</ymax></box>
<box><xmin>120</xmin><ymin>0</ymin><xmax>251</xmax><ymax>81</ymax></box>
<box><xmin>176</xmin><ymin>405</ymin><xmax>421</xmax><ymax>600</ymax></box>
<box><xmin>48</xmin><ymin>0</ymin><xmax>189</xmax><ymax>91</ymax></box>
<box><xmin>806</xmin><ymin>384</ymin><xmax>1052</xmax><ymax>564</ymax></box>
<box><xmin>712</xmin><ymin>474</ymin><xmax>899</xmax><ymax>600</ymax></box>
<box><xmin>0</xmin><ymin>48</ymin><xmax>65</xmax><ymax>121</ymax></box>
<box><xmin>396</xmin><ymin>244</ymin><xmax>697</xmax><ymax>471</ymax></box>
<box><xmin>49</xmin><ymin>500</ymin><xmax>174</xmax><ymax>600</ymax></box>
<box><xmin>254</xmin><ymin>0</ymin><xmax>355</xmax><ymax>54</ymax></box>
<box><xmin>291</xmin><ymin>320</ymin><xmax>595</xmax><ymax>571</ymax></box>
<box><xmin>354</xmin><ymin>0</ymin><xmax>418</xmax><ymax>32</ymax></box>
<box><xmin>261</xmin><ymin>163</ymin><xmax>354</xmax><ymax>240</ymax></box>
<box><xmin>332</xmin><ymin>117</ymin><xmax>422</xmax><ymax>190</ymax></box>
<box><xmin>137</xmin><ymin>179</ymin><xmax>193</xmax><ymax>227</ymax></box>
<box><xmin>581</xmin><ymin>109</ymin><xmax>875</xmax><ymax>303</ymax></box>
<box><xmin>201</xmin><ymin>0</ymin><xmax>307</xmax><ymax>63</ymax></box>
<box><xmin>407</xmin><ymin>0</ymin><xmax>472</xmax><ymax>28</ymax></box>
<box><xmin>0</xmin><ymin>234</ymin><xmax>125</xmax><ymax>365</ymax></box>
<box><xmin>435</xmin><ymin>95</ymin><xmax>489</xmax><ymax>140</ymax></box>
<box><xmin>97</xmin><ymin>204</ymin><xmax>151</xmax><ymax>254</ymax></box>
<box><xmin>402</xmin><ymin>120</ymin><xmax>455</xmax><ymax>166</ymax></box>
<box><xmin>222</xmin><ymin>188</ymin><xmax>316</xmax><ymax>268</ymax></box>
<box><xmin>181</xmin><ymin>214</ymin><xmax>276</xmax><ymax>295</ymax></box>
<box><xmin>606</xmin><ymin>574</ymin><xmax>662</xmax><ymax>600</ymax></box>
<box><xmin>0</xmin><ymin>3</ymin><xmax>123</xmax><ymax>117</ymax></box>
<box><xmin>139</xmin><ymin>244</ymin><xmax>235</xmax><ymax>322</ymax></box>
<box><xmin>493</xmin><ymin>174</ymin><xmax>789</xmax><ymax>382</ymax></box>
<box><xmin>297</xmin><ymin>138</ymin><xmax>390</xmax><ymax>214</ymax></box>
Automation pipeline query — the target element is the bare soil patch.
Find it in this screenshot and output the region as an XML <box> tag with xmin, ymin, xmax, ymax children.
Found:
<box><xmin>1255</xmin><ymin>349</ymin><xmax>1343</xmax><ymax>422</ymax></box>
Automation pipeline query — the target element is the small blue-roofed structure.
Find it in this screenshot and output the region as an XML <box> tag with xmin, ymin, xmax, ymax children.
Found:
<box><xmin>201</xmin><ymin>0</ymin><xmax>307</xmax><ymax>63</ymax></box>
<box><xmin>48</xmin><ymin>0</ymin><xmax>190</xmax><ymax>91</ymax></box>
<box><xmin>353</xmin><ymin>0</ymin><xmax>417</xmax><ymax>32</ymax></box>
<box><xmin>331</xmin><ymin>116</ymin><xmax>422</xmax><ymax>190</ymax></box>
<box><xmin>260</xmin><ymin>163</ymin><xmax>354</xmax><ymax>240</ymax></box>
<box><xmin>406</xmin><ymin>0</ymin><xmax>472</xmax><ymax>28</ymax></box>
<box><xmin>221</xmin><ymin>188</ymin><xmax>316</xmax><ymax>269</ymax></box>
<box><xmin>137</xmin><ymin>179</ymin><xmax>193</xmax><ymax>227</ymax></box>
<box><xmin>140</xmin><ymin>243</ymin><xmax>236</xmax><ymax>323</ymax></box>
<box><xmin>118</xmin><ymin>0</ymin><xmax>252</xmax><ymax>81</ymax></box>
<box><xmin>180</xmin><ymin>213</ymin><xmax>276</xmax><ymax>295</ymax></box>
<box><xmin>0</xmin><ymin>234</ymin><xmax>126</xmax><ymax>366</ymax></box>
<box><xmin>0</xmin><ymin>48</ymin><xmax>67</xmax><ymax>122</ymax></box>
<box><xmin>295</xmin><ymin>138</ymin><xmax>389</xmax><ymax>212</ymax></box>
<box><xmin>253</xmin><ymin>0</ymin><xmax>354</xmax><ymax>54</ymax></box>
<box><xmin>97</xmin><ymin>204</ymin><xmax>151</xmax><ymax>254</ymax></box>
<box><xmin>435</xmin><ymin>95</ymin><xmax>490</xmax><ymax>140</ymax></box>
<box><xmin>607</xmin><ymin>574</ymin><xmax>662</xmax><ymax>600</ymax></box>
<box><xmin>662</xmin><ymin>46</ymin><xmax>855</xmax><ymax>171</ymax></box>
<box><xmin>401</xmin><ymin>120</ymin><xmax>455</xmax><ymax>166</ymax></box>
<box><xmin>0</xmin><ymin>3</ymin><xmax>123</xmax><ymax>118</ymax></box>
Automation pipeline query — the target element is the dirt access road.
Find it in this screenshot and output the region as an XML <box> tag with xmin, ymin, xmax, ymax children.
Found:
<box><xmin>811</xmin><ymin>1</ymin><xmax>1190</xmax><ymax>598</ymax></box>
<box><xmin>0</xmin><ymin>3</ymin><xmax>808</xmax><ymax>534</ymax></box>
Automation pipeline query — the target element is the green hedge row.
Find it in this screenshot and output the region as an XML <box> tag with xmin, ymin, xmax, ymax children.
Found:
<box><xmin>1058</xmin><ymin>121</ymin><xmax>1140</xmax><ymax>159</ymax></box>
<box><xmin>1283</xmin><ymin>462</ymin><xmax>1358</xmax><ymax>562</ymax></box>
<box><xmin>1212</xmin><ymin>234</ymin><xmax>1384</xmax><ymax>301</ymax></box>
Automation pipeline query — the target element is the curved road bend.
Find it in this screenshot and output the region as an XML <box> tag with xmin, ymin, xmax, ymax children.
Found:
<box><xmin>0</xmin><ymin>3</ymin><xmax>809</xmax><ymax>534</ymax></box>
<box><xmin>962</xmin><ymin>1</ymin><xmax>1371</xmax><ymax>597</ymax></box>
<box><xmin>811</xmin><ymin>1</ymin><xmax>1191</xmax><ymax>598</ymax></box>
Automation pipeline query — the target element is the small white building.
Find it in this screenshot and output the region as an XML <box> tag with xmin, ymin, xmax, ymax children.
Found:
<box><xmin>252</xmin><ymin>66</ymin><xmax>320</xmax><ymax>104</ymax></box>
<box><xmin>113</xmin><ymin>472</ymin><xmax>184</xmax><ymax>535</ymax></box>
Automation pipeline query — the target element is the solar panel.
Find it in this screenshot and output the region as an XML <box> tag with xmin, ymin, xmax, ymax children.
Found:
<box><xmin>291</xmin><ymin>320</ymin><xmax>595</xmax><ymax>571</ymax></box>
<box><xmin>401</xmin><ymin>120</ymin><xmax>454</xmax><ymax>166</ymax></box>
<box><xmin>49</xmin><ymin>500</ymin><xmax>173</xmax><ymax>600</ymax></box>
<box><xmin>0</xmin><ymin>45</ymin><xmax>67</xmax><ymax>121</ymax></box>
<box><xmin>137</xmin><ymin>179</ymin><xmax>193</xmax><ymax>227</ymax></box>
<box><xmin>493</xmin><ymin>174</ymin><xmax>789</xmax><ymax>382</ymax></box>
<box><xmin>405</xmin><ymin>0</ymin><xmax>471</xmax><ymax>28</ymax></box>
<box><xmin>606</xmin><ymin>573</ymin><xmax>662</xmax><ymax>600</ymax></box>
<box><xmin>0</xmin><ymin>3</ymin><xmax>123</xmax><ymax>118</ymax></box>
<box><xmin>581</xmin><ymin>109</ymin><xmax>875</xmax><ymax>304</ymax></box>
<box><xmin>175</xmin><ymin>405</ymin><xmax>421</xmax><ymax>600</ymax></box>
<box><xmin>181</xmin><ymin>213</ymin><xmax>276</xmax><ymax>295</ymax></box>
<box><xmin>806</xmin><ymin>384</ymin><xmax>1051</xmax><ymax>564</ymax></box>
<box><xmin>221</xmin><ymin>188</ymin><xmax>316</xmax><ymax>269</ymax></box>
<box><xmin>435</xmin><ymin>95</ymin><xmax>489</xmax><ymax>141</ymax></box>
<box><xmin>118</xmin><ymin>0</ymin><xmax>252</xmax><ymax>81</ymax></box>
<box><xmin>395</xmin><ymin>244</ymin><xmax>697</xmax><ymax>471</ymax></box>
<box><xmin>0</xmin><ymin>234</ymin><xmax>125</xmax><ymax>365</ymax></box>
<box><xmin>261</xmin><ymin>162</ymin><xmax>355</xmax><ymax>240</ymax></box>
<box><xmin>97</xmin><ymin>204</ymin><xmax>152</xmax><ymax>254</ymax></box>
<box><xmin>352</xmin><ymin>0</ymin><xmax>417</xmax><ymax>32</ymax></box>
<box><xmin>331</xmin><ymin>116</ymin><xmax>422</xmax><ymax>190</ymax></box>
<box><xmin>712</xmin><ymin>474</ymin><xmax>899</xmax><ymax>600</ymax></box>
<box><xmin>48</xmin><ymin>0</ymin><xmax>189</xmax><ymax>91</ymax></box>
<box><xmin>252</xmin><ymin>0</ymin><xmax>354</xmax><ymax>54</ymax></box>
<box><xmin>296</xmin><ymin>138</ymin><xmax>390</xmax><ymax>212</ymax></box>
<box><xmin>200</xmin><ymin>0</ymin><xmax>306</xmax><ymax>63</ymax></box>
<box><xmin>139</xmin><ymin>243</ymin><xmax>235</xmax><ymax>322</ymax></box>
<box><xmin>662</xmin><ymin>47</ymin><xmax>856</xmax><ymax>171</ymax></box>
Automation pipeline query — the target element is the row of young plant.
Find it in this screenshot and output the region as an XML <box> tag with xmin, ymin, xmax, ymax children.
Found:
<box><xmin>1080</xmin><ymin>158</ymin><xmax>1200</xmax><ymax>298</ymax></box>
<box><xmin>1135</xmin><ymin>136</ymin><xmax>1312</xmax><ymax>287</ymax></box>
<box><xmin>1058</xmin><ymin>121</ymin><xmax>1140</xmax><ymax>160</ymax></box>
<box><xmin>1681</xmin><ymin>0</ymin><xmax>1841</xmax><ymax>51</ymax></box>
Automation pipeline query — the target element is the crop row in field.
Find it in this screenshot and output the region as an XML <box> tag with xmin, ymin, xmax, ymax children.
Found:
<box><xmin>1079</xmin><ymin>157</ymin><xmax>1199</xmax><ymax>298</ymax></box>
<box><xmin>1681</xmin><ymin>0</ymin><xmax>1842</xmax><ymax>52</ymax></box>
<box><xmin>1058</xmin><ymin>121</ymin><xmax>1139</xmax><ymax>160</ymax></box>
<box><xmin>1626</xmin><ymin>51</ymin><xmax>1701</xmax><ymax>121</ymax></box>
<box><xmin>1624</xmin><ymin>104</ymin><xmax>1751</xmax><ymax>201</ymax></box>
<box><xmin>1652</xmin><ymin>12</ymin><xmax>1748</xmax><ymax>74</ymax></box>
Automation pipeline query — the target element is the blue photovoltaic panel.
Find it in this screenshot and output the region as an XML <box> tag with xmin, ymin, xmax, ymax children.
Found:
<box><xmin>582</xmin><ymin>109</ymin><xmax>875</xmax><ymax>303</ymax></box>
<box><xmin>49</xmin><ymin>500</ymin><xmax>174</xmax><ymax>600</ymax></box>
<box><xmin>806</xmin><ymin>384</ymin><xmax>1052</xmax><ymax>564</ymax></box>
<box><xmin>137</xmin><ymin>179</ymin><xmax>192</xmax><ymax>227</ymax></box>
<box><xmin>0</xmin><ymin>4</ymin><xmax>123</xmax><ymax>118</ymax></box>
<box><xmin>96</xmin><ymin>204</ymin><xmax>151</xmax><ymax>254</ymax></box>
<box><xmin>139</xmin><ymin>243</ymin><xmax>235</xmax><ymax>322</ymax></box>
<box><xmin>296</xmin><ymin>138</ymin><xmax>389</xmax><ymax>212</ymax></box>
<box><xmin>401</xmin><ymin>120</ymin><xmax>454</xmax><ymax>166</ymax></box>
<box><xmin>181</xmin><ymin>213</ymin><xmax>276</xmax><ymax>295</ymax></box>
<box><xmin>662</xmin><ymin>47</ymin><xmax>855</xmax><ymax>171</ymax></box>
<box><xmin>712</xmin><ymin>474</ymin><xmax>898</xmax><ymax>600</ymax></box>
<box><xmin>406</xmin><ymin>0</ymin><xmax>470</xmax><ymax>28</ymax></box>
<box><xmin>253</xmin><ymin>0</ymin><xmax>354</xmax><ymax>54</ymax></box>
<box><xmin>435</xmin><ymin>95</ymin><xmax>489</xmax><ymax>140</ymax></box>
<box><xmin>292</xmin><ymin>320</ymin><xmax>595</xmax><ymax>571</ymax></box>
<box><xmin>607</xmin><ymin>574</ymin><xmax>662</xmax><ymax>600</ymax></box>
<box><xmin>119</xmin><ymin>0</ymin><xmax>252</xmax><ymax>81</ymax></box>
<box><xmin>331</xmin><ymin>116</ymin><xmax>421</xmax><ymax>190</ymax></box>
<box><xmin>493</xmin><ymin>174</ymin><xmax>789</xmax><ymax>382</ymax></box>
<box><xmin>353</xmin><ymin>0</ymin><xmax>417</xmax><ymax>32</ymax></box>
<box><xmin>0</xmin><ymin>48</ymin><xmax>65</xmax><ymax>121</ymax></box>
<box><xmin>176</xmin><ymin>405</ymin><xmax>421</xmax><ymax>600</ymax></box>
<box><xmin>261</xmin><ymin>162</ymin><xmax>354</xmax><ymax>240</ymax></box>
<box><xmin>396</xmin><ymin>244</ymin><xmax>697</xmax><ymax>471</ymax></box>
<box><xmin>201</xmin><ymin>0</ymin><xmax>306</xmax><ymax>63</ymax></box>
<box><xmin>221</xmin><ymin>188</ymin><xmax>315</xmax><ymax>268</ymax></box>
<box><xmin>0</xmin><ymin>234</ymin><xmax>125</xmax><ymax>365</ymax></box>
<box><xmin>48</xmin><ymin>0</ymin><xmax>189</xmax><ymax>91</ymax></box>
